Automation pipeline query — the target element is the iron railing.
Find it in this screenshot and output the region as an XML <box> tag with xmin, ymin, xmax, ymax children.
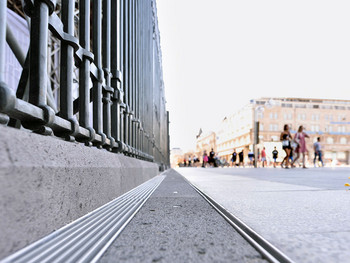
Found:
<box><xmin>0</xmin><ymin>0</ymin><xmax>170</xmax><ymax>168</ymax></box>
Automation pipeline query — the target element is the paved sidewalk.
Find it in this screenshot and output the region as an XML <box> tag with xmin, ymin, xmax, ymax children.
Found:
<box><xmin>99</xmin><ymin>169</ymin><xmax>267</xmax><ymax>263</ymax></box>
<box><xmin>178</xmin><ymin>167</ymin><xmax>350</xmax><ymax>263</ymax></box>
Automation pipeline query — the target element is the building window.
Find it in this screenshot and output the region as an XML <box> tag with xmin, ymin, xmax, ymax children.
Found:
<box><xmin>335</xmin><ymin>106</ymin><xmax>346</xmax><ymax>110</ymax></box>
<box><xmin>340</xmin><ymin>137</ymin><xmax>347</xmax><ymax>144</ymax></box>
<box><xmin>338</xmin><ymin>115</ymin><xmax>346</xmax><ymax>121</ymax></box>
<box><xmin>311</xmin><ymin>114</ymin><xmax>319</xmax><ymax>121</ymax></box>
<box><xmin>327</xmin><ymin>137</ymin><xmax>334</xmax><ymax>144</ymax></box>
<box><xmin>311</xmin><ymin>125</ymin><xmax>320</xmax><ymax>132</ymax></box>
<box><xmin>325</xmin><ymin>126</ymin><xmax>333</xmax><ymax>133</ymax></box>
<box><xmin>260</xmin><ymin>124</ymin><xmax>264</xmax><ymax>131</ymax></box>
<box><xmin>256</xmin><ymin>101</ymin><xmax>265</xmax><ymax>105</ymax></box>
<box><xmin>271</xmin><ymin>135</ymin><xmax>278</xmax><ymax>141</ymax></box>
<box><xmin>283</xmin><ymin>113</ymin><xmax>292</xmax><ymax>120</ymax></box>
<box><xmin>297</xmin><ymin>114</ymin><xmax>306</xmax><ymax>121</ymax></box>
<box><xmin>269</xmin><ymin>124</ymin><xmax>278</xmax><ymax>131</ymax></box>
<box><xmin>337</xmin><ymin>152</ymin><xmax>346</xmax><ymax>159</ymax></box>
<box><xmin>325</xmin><ymin>115</ymin><xmax>333</xmax><ymax>121</ymax></box>
<box><xmin>269</xmin><ymin>112</ymin><xmax>278</xmax><ymax>120</ymax></box>
<box><xmin>337</xmin><ymin>126</ymin><xmax>346</xmax><ymax>133</ymax></box>
<box><xmin>257</xmin><ymin>112</ymin><xmax>264</xmax><ymax>119</ymax></box>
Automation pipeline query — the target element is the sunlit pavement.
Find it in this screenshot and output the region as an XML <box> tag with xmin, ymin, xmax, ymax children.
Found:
<box><xmin>177</xmin><ymin>167</ymin><xmax>350</xmax><ymax>263</ymax></box>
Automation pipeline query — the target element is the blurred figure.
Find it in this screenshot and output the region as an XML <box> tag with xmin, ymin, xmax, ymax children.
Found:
<box><xmin>238</xmin><ymin>150</ymin><xmax>244</xmax><ymax>167</ymax></box>
<box><xmin>188</xmin><ymin>156</ymin><xmax>192</xmax><ymax>167</ymax></box>
<box><xmin>231</xmin><ymin>149</ymin><xmax>237</xmax><ymax>167</ymax></box>
<box><xmin>280</xmin><ymin>124</ymin><xmax>293</xmax><ymax>169</ymax></box>
<box><xmin>272</xmin><ymin>147</ymin><xmax>278</xmax><ymax>168</ymax></box>
<box><xmin>202</xmin><ymin>151</ymin><xmax>208</xmax><ymax>168</ymax></box>
<box><xmin>213</xmin><ymin>153</ymin><xmax>219</xmax><ymax>168</ymax></box>
<box><xmin>209</xmin><ymin>148</ymin><xmax>215</xmax><ymax>167</ymax></box>
<box><xmin>193</xmin><ymin>156</ymin><xmax>200</xmax><ymax>167</ymax></box>
<box><xmin>313</xmin><ymin>137</ymin><xmax>324</xmax><ymax>167</ymax></box>
<box><xmin>289</xmin><ymin>148</ymin><xmax>294</xmax><ymax>165</ymax></box>
<box><xmin>248</xmin><ymin>150</ymin><xmax>255</xmax><ymax>167</ymax></box>
<box><xmin>292</xmin><ymin>125</ymin><xmax>309</xmax><ymax>168</ymax></box>
<box><xmin>183</xmin><ymin>158</ymin><xmax>187</xmax><ymax>167</ymax></box>
<box><xmin>261</xmin><ymin>147</ymin><xmax>267</xmax><ymax>167</ymax></box>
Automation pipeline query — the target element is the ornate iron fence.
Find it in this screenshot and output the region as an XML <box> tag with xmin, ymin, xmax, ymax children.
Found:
<box><xmin>0</xmin><ymin>0</ymin><xmax>170</xmax><ymax>168</ymax></box>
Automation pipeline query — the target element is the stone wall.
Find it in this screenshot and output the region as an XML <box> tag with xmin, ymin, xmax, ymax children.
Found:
<box><xmin>0</xmin><ymin>125</ymin><xmax>159</xmax><ymax>259</ymax></box>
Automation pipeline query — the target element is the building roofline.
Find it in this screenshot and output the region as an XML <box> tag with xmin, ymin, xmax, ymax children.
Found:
<box><xmin>255</xmin><ymin>97</ymin><xmax>350</xmax><ymax>103</ymax></box>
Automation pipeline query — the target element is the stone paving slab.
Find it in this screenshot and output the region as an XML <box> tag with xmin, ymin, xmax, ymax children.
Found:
<box><xmin>178</xmin><ymin>167</ymin><xmax>350</xmax><ymax>263</ymax></box>
<box><xmin>99</xmin><ymin>169</ymin><xmax>268</xmax><ymax>263</ymax></box>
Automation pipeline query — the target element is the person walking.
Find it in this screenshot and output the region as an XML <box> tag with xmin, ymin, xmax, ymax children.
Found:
<box><xmin>231</xmin><ymin>149</ymin><xmax>237</xmax><ymax>167</ymax></box>
<box><xmin>313</xmin><ymin>137</ymin><xmax>324</xmax><ymax>167</ymax></box>
<box><xmin>202</xmin><ymin>151</ymin><xmax>209</xmax><ymax>168</ymax></box>
<box><xmin>248</xmin><ymin>150</ymin><xmax>255</xmax><ymax>167</ymax></box>
<box><xmin>209</xmin><ymin>148</ymin><xmax>215</xmax><ymax>167</ymax></box>
<box><xmin>261</xmin><ymin>147</ymin><xmax>267</xmax><ymax>167</ymax></box>
<box><xmin>272</xmin><ymin>147</ymin><xmax>278</xmax><ymax>168</ymax></box>
<box><xmin>238</xmin><ymin>150</ymin><xmax>244</xmax><ymax>167</ymax></box>
<box><xmin>280</xmin><ymin>124</ymin><xmax>293</xmax><ymax>169</ymax></box>
<box><xmin>292</xmin><ymin>125</ymin><xmax>309</xmax><ymax>168</ymax></box>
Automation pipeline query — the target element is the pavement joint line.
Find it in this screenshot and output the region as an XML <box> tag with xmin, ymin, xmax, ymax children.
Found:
<box><xmin>181</xmin><ymin>175</ymin><xmax>295</xmax><ymax>263</ymax></box>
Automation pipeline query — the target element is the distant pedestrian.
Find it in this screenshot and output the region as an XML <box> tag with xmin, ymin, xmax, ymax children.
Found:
<box><xmin>289</xmin><ymin>148</ymin><xmax>294</xmax><ymax>164</ymax></box>
<box><xmin>209</xmin><ymin>148</ymin><xmax>215</xmax><ymax>167</ymax></box>
<box><xmin>280</xmin><ymin>124</ymin><xmax>292</xmax><ymax>169</ymax></box>
<box><xmin>248</xmin><ymin>150</ymin><xmax>255</xmax><ymax>167</ymax></box>
<box><xmin>313</xmin><ymin>137</ymin><xmax>324</xmax><ymax>167</ymax></box>
<box><xmin>261</xmin><ymin>147</ymin><xmax>267</xmax><ymax>167</ymax></box>
<box><xmin>238</xmin><ymin>150</ymin><xmax>244</xmax><ymax>167</ymax></box>
<box><xmin>272</xmin><ymin>147</ymin><xmax>278</xmax><ymax>168</ymax></box>
<box><xmin>292</xmin><ymin>125</ymin><xmax>309</xmax><ymax>168</ymax></box>
<box><xmin>183</xmin><ymin>158</ymin><xmax>187</xmax><ymax>167</ymax></box>
<box><xmin>231</xmin><ymin>149</ymin><xmax>237</xmax><ymax>167</ymax></box>
<box><xmin>188</xmin><ymin>156</ymin><xmax>192</xmax><ymax>167</ymax></box>
<box><xmin>202</xmin><ymin>151</ymin><xmax>209</xmax><ymax>168</ymax></box>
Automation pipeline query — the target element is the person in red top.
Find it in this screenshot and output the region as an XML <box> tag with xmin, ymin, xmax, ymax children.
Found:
<box><xmin>261</xmin><ymin>147</ymin><xmax>267</xmax><ymax>167</ymax></box>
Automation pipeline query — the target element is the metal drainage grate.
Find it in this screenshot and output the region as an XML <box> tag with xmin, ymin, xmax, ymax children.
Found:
<box><xmin>186</xmin><ymin>179</ymin><xmax>295</xmax><ymax>263</ymax></box>
<box><xmin>2</xmin><ymin>175</ymin><xmax>165</xmax><ymax>263</ymax></box>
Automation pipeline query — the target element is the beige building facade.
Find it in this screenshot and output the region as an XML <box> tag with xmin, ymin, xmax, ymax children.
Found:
<box><xmin>195</xmin><ymin>131</ymin><xmax>217</xmax><ymax>161</ymax></box>
<box><xmin>216</xmin><ymin>98</ymin><xmax>350</xmax><ymax>165</ymax></box>
<box><xmin>170</xmin><ymin>148</ymin><xmax>184</xmax><ymax>168</ymax></box>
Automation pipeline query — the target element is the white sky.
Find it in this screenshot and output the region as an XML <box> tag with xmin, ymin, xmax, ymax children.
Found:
<box><xmin>156</xmin><ymin>0</ymin><xmax>350</xmax><ymax>152</ymax></box>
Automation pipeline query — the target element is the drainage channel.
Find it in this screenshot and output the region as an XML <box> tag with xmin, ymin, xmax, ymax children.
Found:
<box><xmin>1</xmin><ymin>175</ymin><xmax>165</xmax><ymax>263</ymax></box>
<box><xmin>186</xmin><ymin>180</ymin><xmax>295</xmax><ymax>263</ymax></box>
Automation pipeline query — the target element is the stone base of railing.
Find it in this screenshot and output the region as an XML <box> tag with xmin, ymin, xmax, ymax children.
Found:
<box><xmin>0</xmin><ymin>125</ymin><xmax>159</xmax><ymax>259</ymax></box>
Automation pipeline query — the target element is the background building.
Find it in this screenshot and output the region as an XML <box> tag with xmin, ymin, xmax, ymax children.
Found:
<box><xmin>195</xmin><ymin>131</ymin><xmax>217</xmax><ymax>161</ymax></box>
<box><xmin>170</xmin><ymin>148</ymin><xmax>184</xmax><ymax>168</ymax></box>
<box><xmin>216</xmin><ymin>98</ymin><xmax>350</xmax><ymax>166</ymax></box>
<box><xmin>216</xmin><ymin>105</ymin><xmax>253</xmax><ymax>163</ymax></box>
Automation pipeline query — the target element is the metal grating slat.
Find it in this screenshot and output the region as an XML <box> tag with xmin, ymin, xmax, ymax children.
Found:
<box><xmin>2</xmin><ymin>175</ymin><xmax>164</xmax><ymax>263</ymax></box>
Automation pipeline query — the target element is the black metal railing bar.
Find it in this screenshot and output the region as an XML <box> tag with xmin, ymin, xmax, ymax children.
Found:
<box><xmin>0</xmin><ymin>0</ymin><xmax>170</xmax><ymax>167</ymax></box>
